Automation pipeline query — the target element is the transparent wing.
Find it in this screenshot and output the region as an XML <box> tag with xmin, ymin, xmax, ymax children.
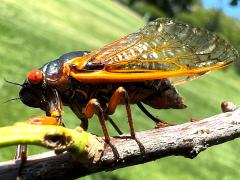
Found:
<box><xmin>68</xmin><ymin>18</ymin><xmax>238</xmax><ymax>83</ymax></box>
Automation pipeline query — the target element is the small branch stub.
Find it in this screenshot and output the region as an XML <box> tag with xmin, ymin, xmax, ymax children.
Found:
<box><xmin>221</xmin><ymin>101</ymin><xmax>238</xmax><ymax>112</ymax></box>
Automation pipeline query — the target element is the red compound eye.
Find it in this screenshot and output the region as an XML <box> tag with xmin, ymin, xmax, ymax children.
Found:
<box><xmin>27</xmin><ymin>69</ymin><xmax>43</xmax><ymax>84</ymax></box>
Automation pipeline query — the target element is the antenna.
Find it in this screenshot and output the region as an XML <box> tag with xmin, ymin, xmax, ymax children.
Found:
<box><xmin>3</xmin><ymin>97</ymin><xmax>20</xmax><ymax>104</ymax></box>
<box><xmin>4</xmin><ymin>78</ymin><xmax>23</xmax><ymax>86</ymax></box>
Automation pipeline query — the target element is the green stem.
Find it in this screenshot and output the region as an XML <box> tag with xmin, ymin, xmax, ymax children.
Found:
<box><xmin>0</xmin><ymin>123</ymin><xmax>104</xmax><ymax>161</ymax></box>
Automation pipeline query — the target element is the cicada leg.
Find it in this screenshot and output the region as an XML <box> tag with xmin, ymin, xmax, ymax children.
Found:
<box><xmin>137</xmin><ymin>102</ymin><xmax>175</xmax><ymax>128</ymax></box>
<box><xmin>16</xmin><ymin>89</ymin><xmax>63</xmax><ymax>178</ymax></box>
<box><xmin>68</xmin><ymin>98</ymin><xmax>89</xmax><ymax>131</ymax></box>
<box><xmin>15</xmin><ymin>116</ymin><xmax>60</xmax><ymax>179</ymax></box>
<box><xmin>105</xmin><ymin>87</ymin><xmax>145</xmax><ymax>153</ymax></box>
<box><xmin>15</xmin><ymin>144</ymin><xmax>27</xmax><ymax>161</ymax></box>
<box><xmin>106</xmin><ymin>115</ymin><xmax>123</xmax><ymax>135</ymax></box>
<box><xmin>106</xmin><ymin>87</ymin><xmax>135</xmax><ymax>136</ymax></box>
<box><xmin>15</xmin><ymin>144</ymin><xmax>27</xmax><ymax>180</ymax></box>
<box><xmin>70</xmin><ymin>99</ymin><xmax>123</xmax><ymax>135</ymax></box>
<box><xmin>84</xmin><ymin>99</ymin><xmax>120</xmax><ymax>159</ymax></box>
<box><xmin>15</xmin><ymin>116</ymin><xmax>59</xmax><ymax>160</ymax></box>
<box><xmin>141</xmin><ymin>80</ymin><xmax>187</xmax><ymax>128</ymax></box>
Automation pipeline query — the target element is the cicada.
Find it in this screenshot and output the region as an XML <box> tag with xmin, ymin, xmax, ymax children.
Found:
<box><xmin>17</xmin><ymin>18</ymin><xmax>238</xmax><ymax>158</ymax></box>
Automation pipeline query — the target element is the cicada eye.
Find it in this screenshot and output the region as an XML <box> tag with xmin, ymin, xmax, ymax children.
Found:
<box><xmin>27</xmin><ymin>69</ymin><xmax>43</xmax><ymax>84</ymax></box>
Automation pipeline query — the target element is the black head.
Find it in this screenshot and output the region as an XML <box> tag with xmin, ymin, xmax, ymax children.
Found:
<box><xmin>19</xmin><ymin>51</ymin><xmax>89</xmax><ymax>110</ymax></box>
<box><xmin>19</xmin><ymin>69</ymin><xmax>47</xmax><ymax>110</ymax></box>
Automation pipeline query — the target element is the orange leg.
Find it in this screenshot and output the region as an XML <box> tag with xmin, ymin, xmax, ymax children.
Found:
<box><xmin>15</xmin><ymin>116</ymin><xmax>60</xmax><ymax>161</ymax></box>
<box><xmin>15</xmin><ymin>117</ymin><xmax>60</xmax><ymax>179</ymax></box>
<box><xmin>106</xmin><ymin>87</ymin><xmax>145</xmax><ymax>153</ymax></box>
<box><xmin>106</xmin><ymin>87</ymin><xmax>135</xmax><ymax>138</ymax></box>
<box><xmin>16</xmin><ymin>90</ymin><xmax>63</xmax><ymax>179</ymax></box>
<box><xmin>16</xmin><ymin>89</ymin><xmax>63</xmax><ymax>161</ymax></box>
<box><xmin>84</xmin><ymin>99</ymin><xmax>110</xmax><ymax>142</ymax></box>
<box><xmin>84</xmin><ymin>99</ymin><xmax>121</xmax><ymax>159</ymax></box>
<box><xmin>28</xmin><ymin>116</ymin><xmax>60</xmax><ymax>125</ymax></box>
<box><xmin>106</xmin><ymin>115</ymin><xmax>123</xmax><ymax>135</ymax></box>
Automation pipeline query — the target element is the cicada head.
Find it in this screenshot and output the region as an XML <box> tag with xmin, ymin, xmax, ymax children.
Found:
<box><xmin>19</xmin><ymin>69</ymin><xmax>47</xmax><ymax>110</ymax></box>
<box><xmin>19</xmin><ymin>51</ymin><xmax>89</xmax><ymax>110</ymax></box>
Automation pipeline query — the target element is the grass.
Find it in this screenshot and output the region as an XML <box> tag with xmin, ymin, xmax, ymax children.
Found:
<box><xmin>0</xmin><ymin>0</ymin><xmax>240</xmax><ymax>179</ymax></box>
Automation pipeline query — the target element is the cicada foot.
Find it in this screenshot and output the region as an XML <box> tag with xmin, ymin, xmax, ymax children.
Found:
<box><xmin>155</xmin><ymin>120</ymin><xmax>175</xmax><ymax>128</ymax></box>
<box><xmin>155</xmin><ymin>119</ymin><xmax>176</xmax><ymax>128</ymax></box>
<box><xmin>131</xmin><ymin>135</ymin><xmax>146</xmax><ymax>155</ymax></box>
<box><xmin>104</xmin><ymin>140</ymin><xmax>121</xmax><ymax>161</ymax></box>
<box><xmin>190</xmin><ymin>118</ymin><xmax>200</xmax><ymax>122</ymax></box>
<box><xmin>136</xmin><ymin>102</ymin><xmax>175</xmax><ymax>129</ymax></box>
<box><xmin>84</xmin><ymin>86</ymin><xmax>146</xmax><ymax>161</ymax></box>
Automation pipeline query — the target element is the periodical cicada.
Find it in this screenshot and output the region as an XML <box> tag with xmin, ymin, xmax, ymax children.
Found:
<box><xmin>17</xmin><ymin>18</ymin><xmax>238</xmax><ymax>159</ymax></box>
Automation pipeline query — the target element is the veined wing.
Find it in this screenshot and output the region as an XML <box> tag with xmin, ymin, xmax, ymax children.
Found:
<box><xmin>68</xmin><ymin>18</ymin><xmax>238</xmax><ymax>82</ymax></box>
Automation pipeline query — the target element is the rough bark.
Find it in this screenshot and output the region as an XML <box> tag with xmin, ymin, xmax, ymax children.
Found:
<box><xmin>0</xmin><ymin>103</ymin><xmax>240</xmax><ymax>180</ymax></box>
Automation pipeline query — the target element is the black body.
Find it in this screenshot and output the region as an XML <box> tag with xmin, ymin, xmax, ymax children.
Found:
<box><xmin>19</xmin><ymin>51</ymin><xmax>185</xmax><ymax>127</ymax></box>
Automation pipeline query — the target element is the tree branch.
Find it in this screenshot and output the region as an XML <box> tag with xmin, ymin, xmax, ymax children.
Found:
<box><xmin>0</xmin><ymin>103</ymin><xmax>240</xmax><ymax>180</ymax></box>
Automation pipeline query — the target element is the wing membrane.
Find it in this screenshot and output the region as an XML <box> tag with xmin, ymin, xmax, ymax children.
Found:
<box><xmin>68</xmin><ymin>18</ymin><xmax>238</xmax><ymax>82</ymax></box>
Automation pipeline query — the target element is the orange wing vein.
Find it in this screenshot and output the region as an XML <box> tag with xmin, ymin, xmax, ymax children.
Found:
<box><xmin>66</xmin><ymin>18</ymin><xmax>238</xmax><ymax>83</ymax></box>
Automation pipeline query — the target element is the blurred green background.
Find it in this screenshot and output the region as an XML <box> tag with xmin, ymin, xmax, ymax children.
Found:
<box><xmin>0</xmin><ymin>0</ymin><xmax>240</xmax><ymax>179</ymax></box>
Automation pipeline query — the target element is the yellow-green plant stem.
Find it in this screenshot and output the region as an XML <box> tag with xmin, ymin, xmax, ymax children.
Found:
<box><xmin>0</xmin><ymin>123</ymin><xmax>89</xmax><ymax>156</ymax></box>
